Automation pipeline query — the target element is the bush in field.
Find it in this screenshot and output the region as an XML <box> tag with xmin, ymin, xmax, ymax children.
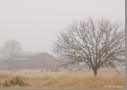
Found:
<box><xmin>19</xmin><ymin>80</ymin><xmax>24</xmax><ymax>86</ymax></box>
<box><xmin>0</xmin><ymin>80</ymin><xmax>2</xmax><ymax>86</ymax></box>
<box><xmin>3</xmin><ymin>81</ymin><xmax>9</xmax><ymax>87</ymax></box>
<box><xmin>50</xmin><ymin>68</ymin><xmax>54</xmax><ymax>71</ymax></box>
<box><xmin>55</xmin><ymin>68</ymin><xmax>59</xmax><ymax>72</ymax></box>
<box><xmin>14</xmin><ymin>77</ymin><xmax>24</xmax><ymax>86</ymax></box>
<box><xmin>79</xmin><ymin>68</ymin><xmax>82</xmax><ymax>71</ymax></box>
<box><xmin>68</xmin><ymin>68</ymin><xmax>73</xmax><ymax>71</ymax></box>
<box><xmin>10</xmin><ymin>80</ymin><xmax>15</xmax><ymax>85</ymax></box>
<box><xmin>41</xmin><ymin>70</ymin><xmax>43</xmax><ymax>72</ymax></box>
<box><xmin>2</xmin><ymin>76</ymin><xmax>26</xmax><ymax>87</ymax></box>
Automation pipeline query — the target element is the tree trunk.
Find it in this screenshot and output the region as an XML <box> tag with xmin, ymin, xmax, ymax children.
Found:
<box><xmin>93</xmin><ymin>69</ymin><xmax>97</xmax><ymax>77</ymax></box>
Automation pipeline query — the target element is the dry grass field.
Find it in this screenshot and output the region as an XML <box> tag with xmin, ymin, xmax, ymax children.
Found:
<box><xmin>0</xmin><ymin>68</ymin><xmax>125</xmax><ymax>89</ymax></box>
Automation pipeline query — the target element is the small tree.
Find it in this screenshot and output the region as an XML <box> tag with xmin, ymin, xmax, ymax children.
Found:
<box><xmin>52</xmin><ymin>18</ymin><xmax>125</xmax><ymax>76</ymax></box>
<box><xmin>0</xmin><ymin>39</ymin><xmax>22</xmax><ymax>70</ymax></box>
<box><xmin>0</xmin><ymin>39</ymin><xmax>22</xmax><ymax>60</ymax></box>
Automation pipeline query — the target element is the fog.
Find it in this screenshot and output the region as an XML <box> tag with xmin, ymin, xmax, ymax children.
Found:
<box><xmin>0</xmin><ymin>1</ymin><xmax>125</xmax><ymax>89</ymax></box>
<box><xmin>0</xmin><ymin>0</ymin><xmax>125</xmax><ymax>55</ymax></box>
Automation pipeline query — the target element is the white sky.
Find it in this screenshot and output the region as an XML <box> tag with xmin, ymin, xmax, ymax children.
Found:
<box><xmin>0</xmin><ymin>0</ymin><xmax>125</xmax><ymax>55</ymax></box>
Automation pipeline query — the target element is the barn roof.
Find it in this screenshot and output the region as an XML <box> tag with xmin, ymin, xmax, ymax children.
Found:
<box><xmin>1</xmin><ymin>52</ymin><xmax>42</xmax><ymax>61</ymax></box>
<box><xmin>17</xmin><ymin>52</ymin><xmax>42</xmax><ymax>56</ymax></box>
<box><xmin>1</xmin><ymin>52</ymin><xmax>53</xmax><ymax>61</ymax></box>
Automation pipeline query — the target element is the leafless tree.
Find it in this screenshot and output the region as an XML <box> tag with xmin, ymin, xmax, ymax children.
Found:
<box><xmin>0</xmin><ymin>39</ymin><xmax>22</xmax><ymax>60</ymax></box>
<box><xmin>0</xmin><ymin>39</ymin><xmax>22</xmax><ymax>70</ymax></box>
<box><xmin>52</xmin><ymin>18</ymin><xmax>125</xmax><ymax>76</ymax></box>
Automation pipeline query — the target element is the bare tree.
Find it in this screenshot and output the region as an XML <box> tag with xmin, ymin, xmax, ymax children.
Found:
<box><xmin>0</xmin><ymin>39</ymin><xmax>22</xmax><ymax>70</ymax></box>
<box><xmin>0</xmin><ymin>39</ymin><xmax>22</xmax><ymax>60</ymax></box>
<box><xmin>52</xmin><ymin>18</ymin><xmax>125</xmax><ymax>76</ymax></box>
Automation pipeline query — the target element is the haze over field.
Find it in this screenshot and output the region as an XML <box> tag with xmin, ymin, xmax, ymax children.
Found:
<box><xmin>0</xmin><ymin>0</ymin><xmax>125</xmax><ymax>89</ymax></box>
<box><xmin>0</xmin><ymin>0</ymin><xmax>125</xmax><ymax>55</ymax></box>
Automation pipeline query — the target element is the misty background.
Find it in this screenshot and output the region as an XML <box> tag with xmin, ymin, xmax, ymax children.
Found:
<box><xmin>0</xmin><ymin>0</ymin><xmax>125</xmax><ymax>55</ymax></box>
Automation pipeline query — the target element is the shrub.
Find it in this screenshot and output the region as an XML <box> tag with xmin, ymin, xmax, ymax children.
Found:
<box><xmin>41</xmin><ymin>70</ymin><xmax>43</xmax><ymax>72</ymax></box>
<box><xmin>79</xmin><ymin>68</ymin><xmax>82</xmax><ymax>71</ymax></box>
<box><xmin>69</xmin><ymin>68</ymin><xmax>73</xmax><ymax>71</ymax></box>
<box><xmin>10</xmin><ymin>80</ymin><xmax>15</xmax><ymax>85</ymax></box>
<box><xmin>15</xmin><ymin>77</ymin><xmax>20</xmax><ymax>84</ymax></box>
<box><xmin>3</xmin><ymin>80</ymin><xmax>9</xmax><ymax>87</ymax></box>
<box><xmin>0</xmin><ymin>80</ymin><xmax>2</xmax><ymax>86</ymax></box>
<box><xmin>19</xmin><ymin>80</ymin><xmax>24</xmax><ymax>86</ymax></box>
<box><xmin>50</xmin><ymin>68</ymin><xmax>54</xmax><ymax>71</ymax></box>
<box><xmin>55</xmin><ymin>68</ymin><xmax>58</xmax><ymax>72</ymax></box>
<box><xmin>14</xmin><ymin>77</ymin><xmax>24</xmax><ymax>86</ymax></box>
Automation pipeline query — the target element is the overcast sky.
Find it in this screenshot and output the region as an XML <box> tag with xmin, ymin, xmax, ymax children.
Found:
<box><xmin>0</xmin><ymin>0</ymin><xmax>125</xmax><ymax>55</ymax></box>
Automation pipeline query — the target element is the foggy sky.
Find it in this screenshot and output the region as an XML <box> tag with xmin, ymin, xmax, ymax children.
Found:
<box><xmin>0</xmin><ymin>0</ymin><xmax>125</xmax><ymax>55</ymax></box>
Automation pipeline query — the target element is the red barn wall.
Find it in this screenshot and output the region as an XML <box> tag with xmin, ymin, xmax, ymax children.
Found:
<box><xmin>24</xmin><ymin>53</ymin><xmax>62</xmax><ymax>69</ymax></box>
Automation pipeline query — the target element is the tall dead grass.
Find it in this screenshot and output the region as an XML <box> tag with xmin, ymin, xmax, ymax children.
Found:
<box><xmin>0</xmin><ymin>69</ymin><xmax>125</xmax><ymax>89</ymax></box>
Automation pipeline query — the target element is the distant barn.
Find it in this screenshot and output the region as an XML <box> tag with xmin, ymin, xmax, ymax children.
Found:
<box><xmin>0</xmin><ymin>52</ymin><xmax>62</xmax><ymax>70</ymax></box>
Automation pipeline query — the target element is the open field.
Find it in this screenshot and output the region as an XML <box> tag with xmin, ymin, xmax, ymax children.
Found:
<box><xmin>0</xmin><ymin>69</ymin><xmax>125</xmax><ymax>89</ymax></box>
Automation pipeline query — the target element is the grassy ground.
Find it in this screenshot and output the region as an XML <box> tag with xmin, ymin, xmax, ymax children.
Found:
<box><xmin>0</xmin><ymin>68</ymin><xmax>125</xmax><ymax>89</ymax></box>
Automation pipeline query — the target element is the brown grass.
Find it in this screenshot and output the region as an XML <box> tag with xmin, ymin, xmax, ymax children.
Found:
<box><xmin>0</xmin><ymin>69</ymin><xmax>125</xmax><ymax>89</ymax></box>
